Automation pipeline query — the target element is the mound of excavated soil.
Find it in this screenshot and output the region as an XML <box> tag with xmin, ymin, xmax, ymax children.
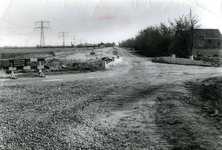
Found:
<box><xmin>44</xmin><ymin>58</ymin><xmax>103</xmax><ymax>71</ymax></box>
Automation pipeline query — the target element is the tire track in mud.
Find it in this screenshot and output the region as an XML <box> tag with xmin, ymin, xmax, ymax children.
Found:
<box><xmin>92</xmin><ymin>84</ymin><xmax>172</xmax><ymax>149</ymax></box>
<box><xmin>155</xmin><ymin>82</ymin><xmax>222</xmax><ymax>150</ymax></box>
<box><xmin>88</xmin><ymin>54</ymin><xmax>173</xmax><ymax>149</ymax></box>
<box><xmin>91</xmin><ymin>53</ymin><xmax>222</xmax><ymax>149</ymax></box>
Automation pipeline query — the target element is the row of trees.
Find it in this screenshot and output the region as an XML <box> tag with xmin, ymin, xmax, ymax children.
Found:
<box><xmin>75</xmin><ymin>42</ymin><xmax>115</xmax><ymax>47</ymax></box>
<box><xmin>98</xmin><ymin>42</ymin><xmax>115</xmax><ymax>47</ymax></box>
<box><xmin>119</xmin><ymin>9</ymin><xmax>200</xmax><ymax>58</ymax></box>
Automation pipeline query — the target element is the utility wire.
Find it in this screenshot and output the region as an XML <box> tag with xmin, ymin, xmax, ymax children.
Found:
<box><xmin>0</xmin><ymin>17</ymin><xmax>33</xmax><ymax>28</ymax></box>
<box><xmin>49</xmin><ymin>30</ymin><xmax>58</xmax><ymax>37</ymax></box>
<box><xmin>1</xmin><ymin>26</ymin><xmax>32</xmax><ymax>30</ymax></box>
<box><xmin>0</xmin><ymin>27</ymin><xmax>38</xmax><ymax>35</ymax></box>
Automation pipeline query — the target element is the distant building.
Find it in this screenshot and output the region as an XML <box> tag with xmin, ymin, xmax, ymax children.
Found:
<box><xmin>194</xmin><ymin>29</ymin><xmax>222</xmax><ymax>49</ymax></box>
<box><xmin>100</xmin><ymin>45</ymin><xmax>105</xmax><ymax>48</ymax></box>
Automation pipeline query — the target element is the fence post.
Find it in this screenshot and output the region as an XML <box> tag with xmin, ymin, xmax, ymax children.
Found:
<box><xmin>102</xmin><ymin>61</ymin><xmax>106</xmax><ymax>69</ymax></box>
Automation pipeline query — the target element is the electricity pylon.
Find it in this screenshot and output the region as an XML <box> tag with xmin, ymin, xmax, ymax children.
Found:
<box><xmin>59</xmin><ymin>32</ymin><xmax>68</xmax><ymax>47</ymax></box>
<box><xmin>34</xmin><ymin>20</ymin><xmax>50</xmax><ymax>47</ymax></box>
<box><xmin>24</xmin><ymin>39</ymin><xmax>30</xmax><ymax>47</ymax></box>
<box><xmin>79</xmin><ymin>38</ymin><xmax>82</xmax><ymax>45</ymax></box>
<box><xmin>71</xmin><ymin>36</ymin><xmax>77</xmax><ymax>46</ymax></box>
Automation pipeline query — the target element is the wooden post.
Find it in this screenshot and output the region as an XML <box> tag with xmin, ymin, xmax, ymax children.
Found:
<box><xmin>102</xmin><ymin>61</ymin><xmax>106</xmax><ymax>69</ymax></box>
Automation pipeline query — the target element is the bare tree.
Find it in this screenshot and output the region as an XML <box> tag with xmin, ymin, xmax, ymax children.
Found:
<box><xmin>119</xmin><ymin>8</ymin><xmax>200</xmax><ymax>58</ymax></box>
<box><xmin>169</xmin><ymin>8</ymin><xmax>200</xmax><ymax>58</ymax></box>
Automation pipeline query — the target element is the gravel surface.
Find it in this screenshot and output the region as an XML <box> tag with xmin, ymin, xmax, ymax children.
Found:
<box><xmin>1</xmin><ymin>48</ymin><xmax>222</xmax><ymax>149</ymax></box>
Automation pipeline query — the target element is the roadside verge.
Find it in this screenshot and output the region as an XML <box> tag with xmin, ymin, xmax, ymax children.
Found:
<box><xmin>152</xmin><ymin>57</ymin><xmax>212</xmax><ymax>67</ymax></box>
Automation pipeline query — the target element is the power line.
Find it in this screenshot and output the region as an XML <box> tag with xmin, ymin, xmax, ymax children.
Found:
<box><xmin>1</xmin><ymin>26</ymin><xmax>31</xmax><ymax>30</ymax></box>
<box><xmin>0</xmin><ymin>27</ymin><xmax>38</xmax><ymax>35</ymax></box>
<box><xmin>59</xmin><ymin>32</ymin><xmax>68</xmax><ymax>46</ymax></box>
<box><xmin>34</xmin><ymin>20</ymin><xmax>50</xmax><ymax>47</ymax></box>
<box><xmin>48</xmin><ymin>30</ymin><xmax>58</xmax><ymax>37</ymax></box>
<box><xmin>0</xmin><ymin>18</ymin><xmax>33</xmax><ymax>28</ymax></box>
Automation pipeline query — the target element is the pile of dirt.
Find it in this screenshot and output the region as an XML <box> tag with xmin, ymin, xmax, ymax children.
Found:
<box><xmin>194</xmin><ymin>55</ymin><xmax>222</xmax><ymax>67</ymax></box>
<box><xmin>3</xmin><ymin>57</ymin><xmax>103</xmax><ymax>77</ymax></box>
<box><xmin>43</xmin><ymin>58</ymin><xmax>103</xmax><ymax>72</ymax></box>
<box><xmin>101</xmin><ymin>57</ymin><xmax>113</xmax><ymax>63</ymax></box>
<box><xmin>188</xmin><ymin>77</ymin><xmax>222</xmax><ymax>125</ymax></box>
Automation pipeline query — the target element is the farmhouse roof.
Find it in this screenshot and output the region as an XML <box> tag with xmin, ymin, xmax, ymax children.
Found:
<box><xmin>194</xmin><ymin>29</ymin><xmax>222</xmax><ymax>38</ymax></box>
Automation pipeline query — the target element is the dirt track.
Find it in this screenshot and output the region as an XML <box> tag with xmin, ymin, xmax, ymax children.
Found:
<box><xmin>1</xmin><ymin>48</ymin><xmax>222</xmax><ymax>149</ymax></box>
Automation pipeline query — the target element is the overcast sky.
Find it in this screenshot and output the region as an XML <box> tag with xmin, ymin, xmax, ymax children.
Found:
<box><xmin>0</xmin><ymin>0</ymin><xmax>222</xmax><ymax>46</ymax></box>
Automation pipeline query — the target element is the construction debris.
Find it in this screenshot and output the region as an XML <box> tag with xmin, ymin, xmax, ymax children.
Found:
<box><xmin>11</xmin><ymin>71</ymin><xmax>17</xmax><ymax>79</ymax></box>
<box><xmin>38</xmin><ymin>69</ymin><xmax>46</xmax><ymax>77</ymax></box>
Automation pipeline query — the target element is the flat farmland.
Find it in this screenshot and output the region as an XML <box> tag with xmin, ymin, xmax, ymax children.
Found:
<box><xmin>0</xmin><ymin>47</ymin><xmax>90</xmax><ymax>53</ymax></box>
<box><xmin>0</xmin><ymin>47</ymin><xmax>99</xmax><ymax>60</ymax></box>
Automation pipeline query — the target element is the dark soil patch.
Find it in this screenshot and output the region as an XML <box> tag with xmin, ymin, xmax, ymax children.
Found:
<box><xmin>187</xmin><ymin>77</ymin><xmax>222</xmax><ymax>127</ymax></box>
<box><xmin>155</xmin><ymin>80</ymin><xmax>222</xmax><ymax>150</ymax></box>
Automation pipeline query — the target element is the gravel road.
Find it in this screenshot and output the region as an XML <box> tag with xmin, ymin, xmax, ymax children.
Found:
<box><xmin>1</xmin><ymin>48</ymin><xmax>222</xmax><ymax>149</ymax></box>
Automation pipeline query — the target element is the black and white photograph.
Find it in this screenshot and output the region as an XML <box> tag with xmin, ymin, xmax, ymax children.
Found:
<box><xmin>0</xmin><ymin>0</ymin><xmax>222</xmax><ymax>149</ymax></box>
